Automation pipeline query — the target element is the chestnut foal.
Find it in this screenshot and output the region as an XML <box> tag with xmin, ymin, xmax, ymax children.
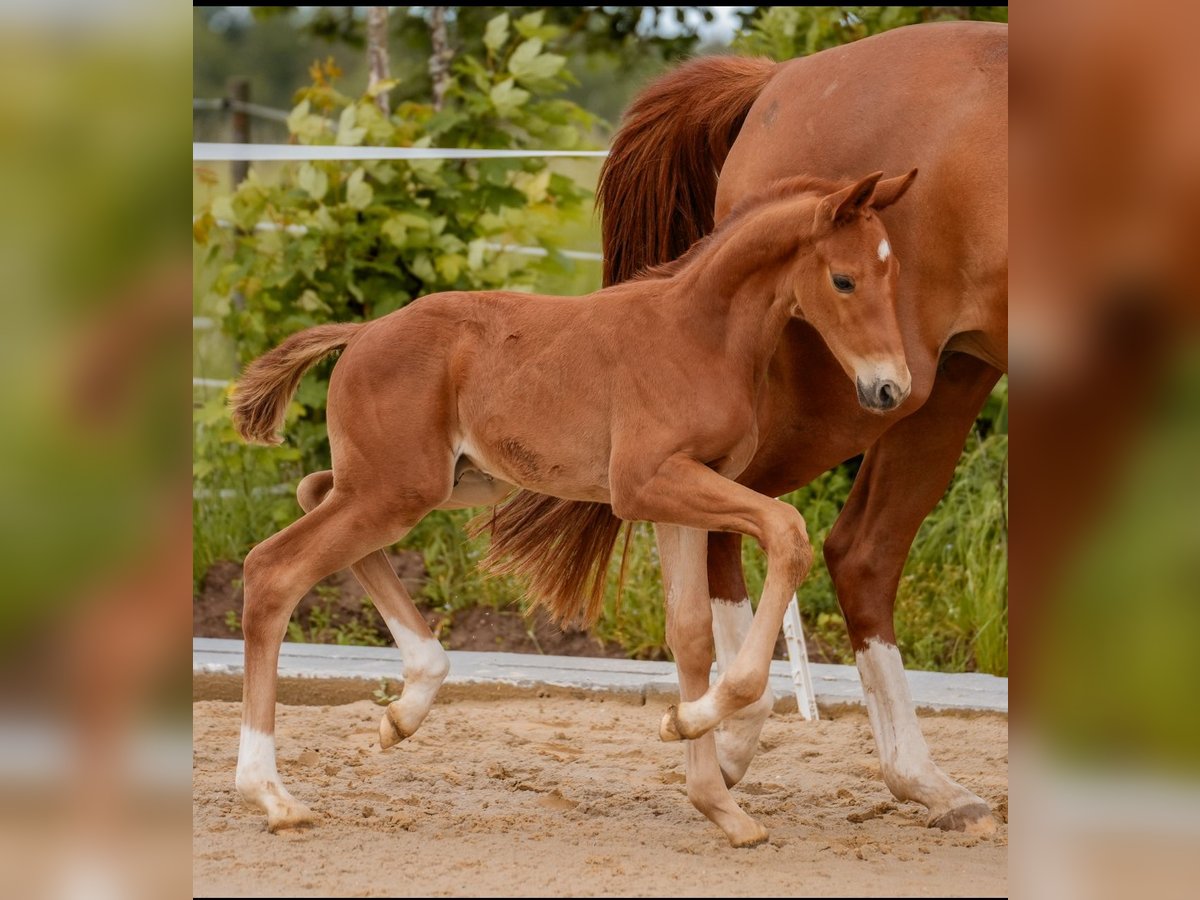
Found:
<box><xmin>230</xmin><ymin>169</ymin><xmax>917</xmax><ymax>843</ymax></box>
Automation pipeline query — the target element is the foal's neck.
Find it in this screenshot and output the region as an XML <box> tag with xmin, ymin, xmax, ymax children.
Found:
<box><xmin>664</xmin><ymin>197</ymin><xmax>819</xmax><ymax>378</ymax></box>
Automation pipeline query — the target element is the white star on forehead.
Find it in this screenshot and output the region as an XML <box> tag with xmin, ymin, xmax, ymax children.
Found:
<box><xmin>878</xmin><ymin>239</ymin><xmax>890</xmax><ymax>262</ymax></box>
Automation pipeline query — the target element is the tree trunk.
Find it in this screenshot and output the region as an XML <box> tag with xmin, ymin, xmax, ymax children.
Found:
<box><xmin>227</xmin><ymin>77</ymin><xmax>250</xmax><ymax>185</ymax></box>
<box><xmin>367</xmin><ymin>7</ymin><xmax>391</xmax><ymax>115</ymax></box>
<box><xmin>428</xmin><ymin>7</ymin><xmax>453</xmax><ymax>112</ymax></box>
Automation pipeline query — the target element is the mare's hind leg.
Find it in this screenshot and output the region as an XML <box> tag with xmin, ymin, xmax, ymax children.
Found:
<box><xmin>824</xmin><ymin>353</ymin><xmax>1001</xmax><ymax>834</ymax></box>
<box><xmin>296</xmin><ymin>471</ymin><xmax>449</xmax><ymax>749</ymax></box>
<box><xmin>237</xmin><ymin>476</ymin><xmax>446</xmax><ymax>832</ymax></box>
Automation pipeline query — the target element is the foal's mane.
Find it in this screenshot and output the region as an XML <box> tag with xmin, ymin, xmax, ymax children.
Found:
<box><xmin>627</xmin><ymin>174</ymin><xmax>844</xmax><ymax>284</ymax></box>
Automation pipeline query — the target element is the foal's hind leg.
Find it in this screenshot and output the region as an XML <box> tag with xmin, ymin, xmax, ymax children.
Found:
<box><xmin>296</xmin><ymin>471</ymin><xmax>449</xmax><ymax>748</ymax></box>
<box><xmin>237</xmin><ymin>487</ymin><xmax>433</xmax><ymax>831</ymax></box>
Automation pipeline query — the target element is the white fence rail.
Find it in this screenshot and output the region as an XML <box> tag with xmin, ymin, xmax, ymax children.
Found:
<box><xmin>194</xmin><ymin>142</ymin><xmax>609</xmax><ymax>162</ymax></box>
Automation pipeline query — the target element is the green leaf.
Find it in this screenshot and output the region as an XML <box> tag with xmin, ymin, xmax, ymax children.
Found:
<box><xmin>335</xmin><ymin>106</ymin><xmax>368</xmax><ymax>146</ymax></box>
<box><xmin>297</xmin><ymin>163</ymin><xmax>328</xmax><ymax>201</ymax></box>
<box><xmin>512</xmin><ymin>168</ymin><xmax>551</xmax><ymax>203</ymax></box>
<box><xmin>508</xmin><ymin>39</ymin><xmax>565</xmax><ymax>84</ymax></box>
<box><xmin>483</xmin><ymin>12</ymin><xmax>509</xmax><ymax>53</ymax></box>
<box><xmin>410</xmin><ymin>253</ymin><xmax>436</xmax><ymax>282</ymax></box>
<box><xmin>366</xmin><ymin>78</ymin><xmax>398</xmax><ymax>98</ymax></box>
<box><xmin>296</xmin><ymin>289</ymin><xmax>330</xmax><ymax>313</ymax></box>
<box><xmin>515</xmin><ymin>10</ymin><xmax>544</xmax><ymax>35</ymax></box>
<box><xmin>210</xmin><ymin>195</ymin><xmax>235</xmax><ymax>224</ymax></box>
<box><xmin>490</xmin><ymin>78</ymin><xmax>530</xmax><ymax>116</ymax></box>
<box><xmin>514</xmin><ymin>10</ymin><xmax>559</xmax><ymax>41</ymax></box>
<box><xmin>192</xmin><ymin>211</ymin><xmax>214</xmax><ymax>245</ymax></box>
<box><xmin>381</xmin><ymin>216</ymin><xmax>408</xmax><ymax>248</ymax></box>
<box><xmin>286</xmin><ymin>99</ymin><xmax>327</xmax><ymax>142</ymax></box>
<box><xmin>345</xmin><ymin>168</ymin><xmax>373</xmax><ymax>209</ymax></box>
<box><xmin>467</xmin><ymin>239</ymin><xmax>488</xmax><ymax>271</ymax></box>
<box><xmin>509</xmin><ymin>38</ymin><xmax>542</xmax><ymax>71</ymax></box>
<box><xmin>436</xmin><ymin>253</ymin><xmax>465</xmax><ymax>282</ymax></box>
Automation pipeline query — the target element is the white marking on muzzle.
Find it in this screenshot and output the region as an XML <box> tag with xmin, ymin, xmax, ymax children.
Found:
<box><xmin>851</xmin><ymin>357</ymin><xmax>912</xmax><ymax>396</ymax></box>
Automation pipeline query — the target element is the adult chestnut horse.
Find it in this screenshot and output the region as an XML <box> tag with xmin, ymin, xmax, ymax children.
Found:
<box><xmin>484</xmin><ymin>22</ymin><xmax>1007</xmax><ymax>844</ymax></box>
<box><xmin>231</xmin><ymin>171</ymin><xmax>918</xmax><ymax>837</ymax></box>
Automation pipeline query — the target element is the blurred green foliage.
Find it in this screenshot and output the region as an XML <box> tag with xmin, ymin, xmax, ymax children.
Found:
<box><xmin>194</xmin><ymin>7</ymin><xmax>724</xmax><ymax>136</ymax></box>
<box><xmin>193</xmin><ymin>12</ymin><xmax>595</xmax><ymax>477</ymax></box>
<box><xmin>734</xmin><ymin>6</ymin><xmax>1008</xmax><ymax>60</ymax></box>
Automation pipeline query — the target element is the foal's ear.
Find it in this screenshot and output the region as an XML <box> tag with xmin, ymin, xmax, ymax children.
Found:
<box><xmin>821</xmin><ymin>171</ymin><xmax>883</xmax><ymax>224</ymax></box>
<box><xmin>870</xmin><ymin>168</ymin><xmax>919</xmax><ymax>211</ymax></box>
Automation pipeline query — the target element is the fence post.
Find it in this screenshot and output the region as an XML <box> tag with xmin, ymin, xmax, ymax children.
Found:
<box><xmin>227</xmin><ymin>77</ymin><xmax>250</xmax><ymax>185</ymax></box>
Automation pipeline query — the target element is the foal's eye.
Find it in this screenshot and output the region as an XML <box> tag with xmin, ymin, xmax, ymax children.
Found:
<box><xmin>831</xmin><ymin>274</ymin><xmax>855</xmax><ymax>293</ymax></box>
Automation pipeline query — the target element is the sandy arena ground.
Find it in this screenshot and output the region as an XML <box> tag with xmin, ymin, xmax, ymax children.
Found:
<box><xmin>193</xmin><ymin>696</ymin><xmax>1007</xmax><ymax>896</ymax></box>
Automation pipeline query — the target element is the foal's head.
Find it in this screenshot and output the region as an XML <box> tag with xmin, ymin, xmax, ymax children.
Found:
<box><xmin>787</xmin><ymin>169</ymin><xmax>918</xmax><ymax>413</ymax></box>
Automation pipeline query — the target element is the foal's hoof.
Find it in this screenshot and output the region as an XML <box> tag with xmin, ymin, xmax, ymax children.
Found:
<box><xmin>266</xmin><ymin>801</ymin><xmax>316</xmax><ymax>833</ymax></box>
<box><xmin>728</xmin><ymin>821</ymin><xmax>770</xmax><ymax>848</ymax></box>
<box><xmin>379</xmin><ymin>708</ymin><xmax>412</xmax><ymax>750</ymax></box>
<box><xmin>659</xmin><ymin>706</ymin><xmax>683</xmax><ymax>742</ymax></box>
<box><xmin>930</xmin><ymin>802</ymin><xmax>996</xmax><ymax>836</ymax></box>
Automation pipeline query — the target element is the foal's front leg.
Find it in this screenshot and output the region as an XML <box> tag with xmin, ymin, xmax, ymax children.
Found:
<box><xmin>705</xmin><ymin>532</ymin><xmax>776</xmax><ymax>787</ymax></box>
<box><xmin>611</xmin><ymin>454</ymin><xmax>813</xmax><ymax>743</ymax></box>
<box><xmin>655</xmin><ymin>524</ymin><xmax>768</xmax><ymax>848</ymax></box>
<box><xmin>296</xmin><ymin>472</ymin><xmax>449</xmax><ymax>749</ymax></box>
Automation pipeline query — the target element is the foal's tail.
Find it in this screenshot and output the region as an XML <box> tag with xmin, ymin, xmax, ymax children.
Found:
<box><xmin>599</xmin><ymin>54</ymin><xmax>777</xmax><ymax>285</ymax></box>
<box><xmin>230</xmin><ymin>323</ymin><xmax>363</xmax><ymax>445</ymax></box>
<box><xmin>471</xmin><ymin>57</ymin><xmax>776</xmax><ymax>629</ymax></box>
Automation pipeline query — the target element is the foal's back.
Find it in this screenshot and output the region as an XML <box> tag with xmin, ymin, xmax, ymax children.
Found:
<box><xmin>324</xmin><ymin>284</ymin><xmax>669</xmax><ymax>498</ymax></box>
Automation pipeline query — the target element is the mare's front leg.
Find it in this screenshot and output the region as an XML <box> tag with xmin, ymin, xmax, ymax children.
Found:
<box><xmin>611</xmin><ymin>454</ymin><xmax>813</xmax><ymax>745</ymax></box>
<box><xmin>824</xmin><ymin>352</ymin><xmax>1000</xmax><ymax>834</ymax></box>
<box><xmin>655</xmin><ymin>524</ymin><xmax>768</xmax><ymax>848</ymax></box>
<box><xmin>296</xmin><ymin>471</ymin><xmax>449</xmax><ymax>749</ymax></box>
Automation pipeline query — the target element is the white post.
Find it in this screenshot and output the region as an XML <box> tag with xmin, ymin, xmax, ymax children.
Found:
<box><xmin>782</xmin><ymin>594</ymin><xmax>819</xmax><ymax>721</ymax></box>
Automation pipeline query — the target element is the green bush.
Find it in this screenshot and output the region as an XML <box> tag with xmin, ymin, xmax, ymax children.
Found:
<box><xmin>193</xmin><ymin>11</ymin><xmax>596</xmax><ymax>477</ymax></box>
<box><xmin>193</xmin><ymin>12</ymin><xmax>597</xmax><ymax>588</ymax></box>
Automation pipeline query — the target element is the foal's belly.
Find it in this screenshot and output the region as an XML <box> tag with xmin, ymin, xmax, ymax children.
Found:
<box><xmin>454</xmin><ymin>428</ymin><xmax>612</xmax><ymax>505</ymax></box>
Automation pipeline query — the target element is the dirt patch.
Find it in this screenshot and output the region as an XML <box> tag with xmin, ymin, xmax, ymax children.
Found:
<box><xmin>193</xmin><ymin>698</ymin><xmax>1007</xmax><ymax>897</ymax></box>
<box><xmin>194</xmin><ymin>555</ymin><xmax>627</xmax><ymax>658</ymax></box>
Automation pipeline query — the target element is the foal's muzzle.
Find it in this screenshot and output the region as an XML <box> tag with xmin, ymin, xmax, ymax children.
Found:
<box><xmin>856</xmin><ymin>374</ymin><xmax>911</xmax><ymax>413</ymax></box>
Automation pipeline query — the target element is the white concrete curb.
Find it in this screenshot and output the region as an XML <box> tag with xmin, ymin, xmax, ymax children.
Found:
<box><xmin>194</xmin><ymin>638</ymin><xmax>1007</xmax><ymax>715</ymax></box>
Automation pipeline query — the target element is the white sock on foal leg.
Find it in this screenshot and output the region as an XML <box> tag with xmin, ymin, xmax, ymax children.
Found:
<box><xmin>236</xmin><ymin>725</ymin><xmax>313</xmax><ymax>831</ymax></box>
<box><xmin>856</xmin><ymin>638</ymin><xmax>995</xmax><ymax>832</ymax></box>
<box><xmin>378</xmin><ymin>617</ymin><xmax>450</xmax><ymax>748</ymax></box>
<box><xmin>712</xmin><ymin>598</ymin><xmax>775</xmax><ymax>785</ymax></box>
